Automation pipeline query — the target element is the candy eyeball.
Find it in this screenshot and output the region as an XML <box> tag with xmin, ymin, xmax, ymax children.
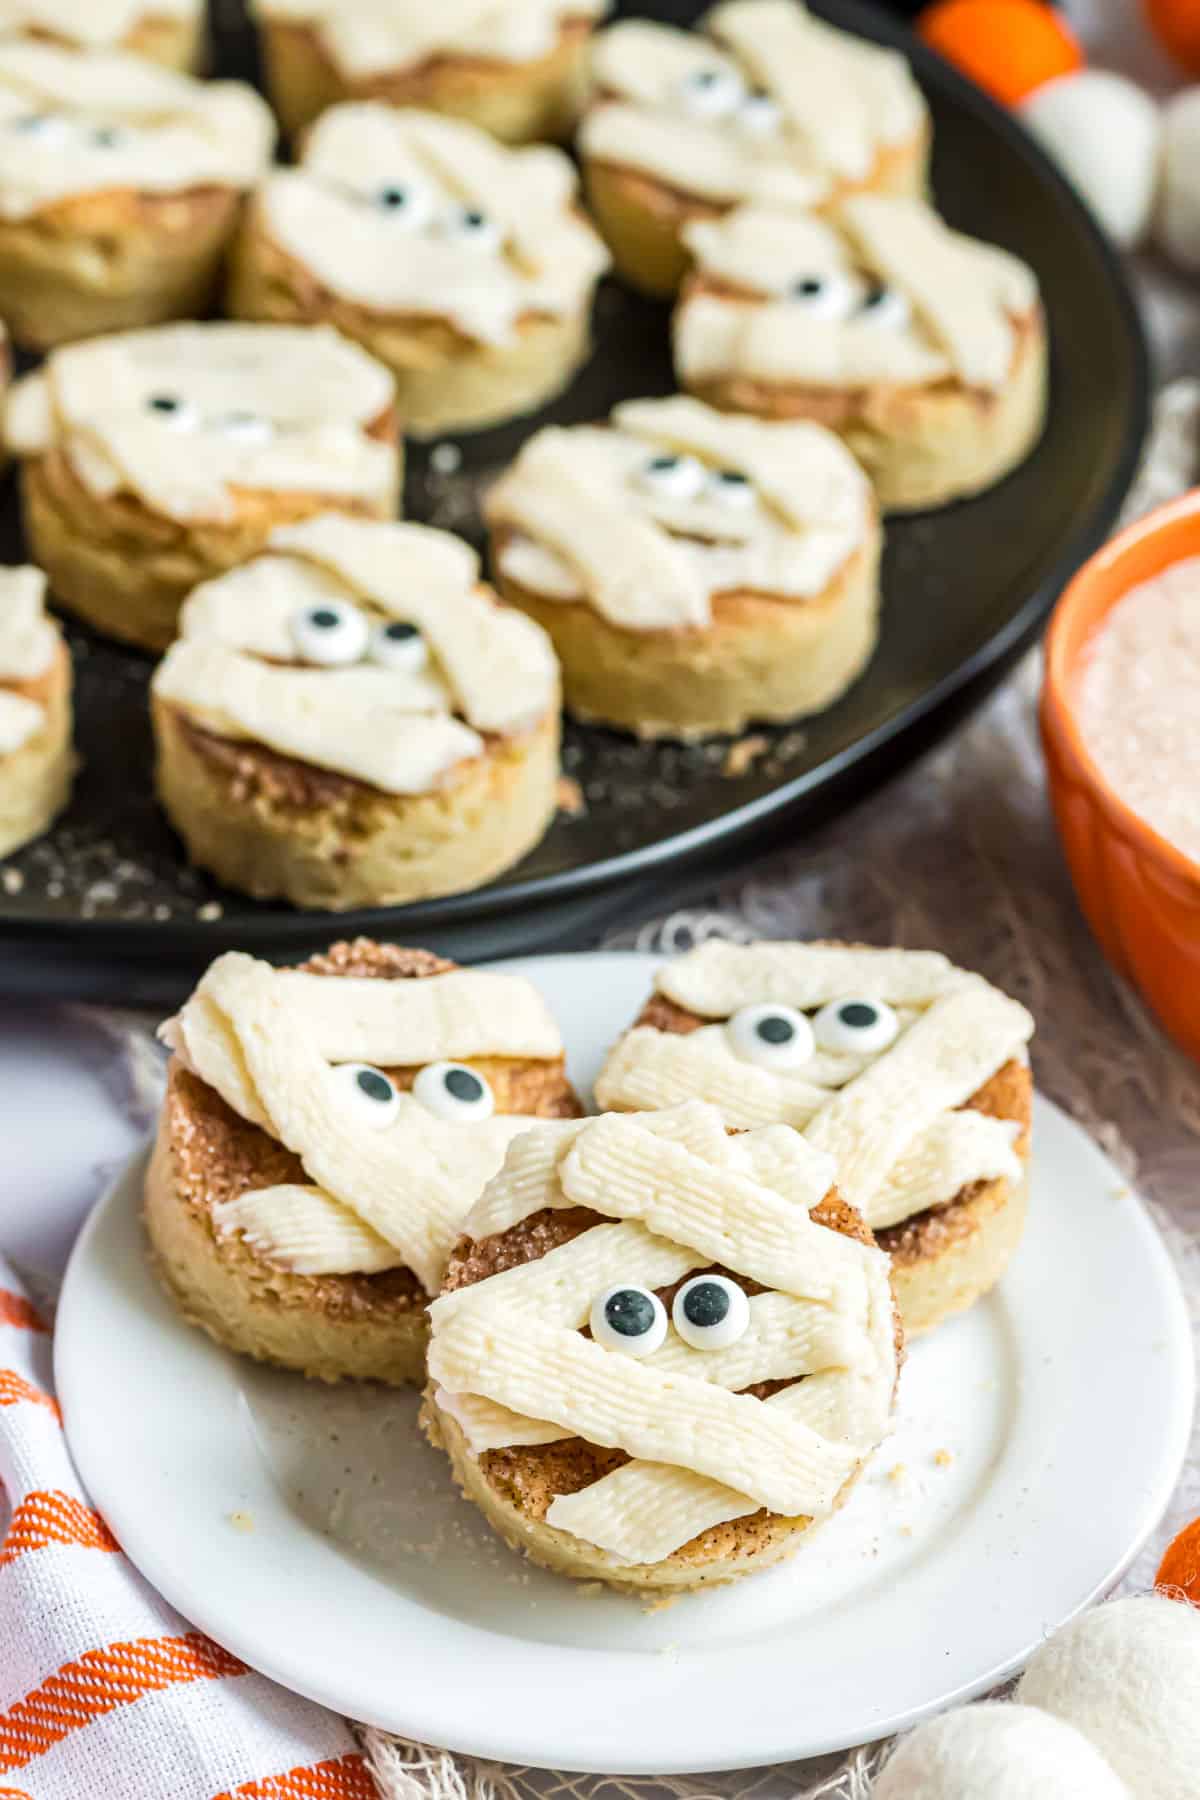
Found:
<box><xmin>636</xmin><ymin>452</ymin><xmax>707</xmax><ymax>501</ymax></box>
<box><xmin>369</xmin><ymin>619</ymin><xmax>428</xmax><ymax>675</ymax></box>
<box><xmin>439</xmin><ymin>205</ymin><xmax>502</xmax><ymax>252</ymax></box>
<box><xmin>738</xmin><ymin>92</ymin><xmax>781</xmax><ymax>136</ymax></box>
<box><xmin>145</xmin><ymin>393</ymin><xmax>200</xmax><ymax>433</ymax></box>
<box><xmin>678</xmin><ymin>64</ymin><xmax>747</xmax><ymax>119</ymax></box>
<box><xmin>812</xmin><ymin>997</ymin><xmax>900</xmax><ymax>1054</ymax></box>
<box><xmin>412</xmin><ymin>1061</ymin><xmax>495</xmax><ymax>1122</ymax></box>
<box><xmin>371</xmin><ymin>180</ymin><xmax>435</xmax><ymax>230</ymax></box>
<box><xmin>11</xmin><ymin>113</ymin><xmax>68</xmax><ymax>144</ymax></box>
<box><xmin>330</xmin><ymin>1062</ymin><xmax>401</xmax><ymax>1129</ymax></box>
<box><xmin>289</xmin><ymin>597</ymin><xmax>370</xmax><ymax>668</ymax></box>
<box><xmin>672</xmin><ymin>1274</ymin><xmax>751</xmax><ymax>1351</ymax></box>
<box><xmin>725</xmin><ymin>1003</ymin><xmax>816</xmax><ymax>1070</ymax></box>
<box><xmin>788</xmin><ymin>273</ymin><xmax>859</xmax><ymax>321</ymax></box>
<box><xmin>858</xmin><ymin>282</ymin><xmax>911</xmax><ymax>331</ymax></box>
<box><xmin>590</xmin><ymin>1284</ymin><xmax>668</xmax><ymax>1358</ymax></box>
<box><xmin>706</xmin><ymin>467</ymin><xmax>756</xmax><ymax>510</ymax></box>
<box><xmin>212</xmin><ymin>410</ymin><xmax>274</xmax><ymax>445</ymax></box>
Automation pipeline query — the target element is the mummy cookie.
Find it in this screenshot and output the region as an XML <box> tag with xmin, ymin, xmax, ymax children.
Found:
<box><xmin>425</xmin><ymin>1099</ymin><xmax>899</xmax><ymax>1590</ymax></box>
<box><xmin>152</xmin><ymin>515</ymin><xmax>561</xmax><ymax>911</ymax></box>
<box><xmin>229</xmin><ymin>105</ymin><xmax>610</xmax><ymax>438</ymax></box>
<box><xmin>145</xmin><ymin>939</ymin><xmax>583</xmax><ymax>1386</ymax></box>
<box><xmin>7</xmin><ymin>322</ymin><xmax>401</xmax><ymax>652</ymax></box>
<box><xmin>675</xmin><ymin>197</ymin><xmax>1048</xmax><ymax>512</ymax></box>
<box><xmin>0</xmin><ymin>43</ymin><xmax>273</xmax><ymax>349</ymax></box>
<box><xmin>580</xmin><ymin>0</ymin><xmax>930</xmax><ymax>297</ymax></box>
<box><xmin>0</xmin><ymin>566</ymin><xmax>73</xmax><ymax>858</ymax></box>
<box><xmin>594</xmin><ymin>941</ymin><xmax>1035</xmax><ymax>1337</ymax></box>
<box><xmin>252</xmin><ymin>0</ymin><xmax>611</xmax><ymax>145</ymax></box>
<box><xmin>486</xmin><ymin>394</ymin><xmax>881</xmax><ymax>740</ymax></box>
<box><xmin>0</xmin><ymin>0</ymin><xmax>204</xmax><ymax>71</ymax></box>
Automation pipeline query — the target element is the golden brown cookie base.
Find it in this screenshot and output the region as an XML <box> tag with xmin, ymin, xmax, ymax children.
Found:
<box><xmin>21</xmin><ymin>10</ymin><xmax>203</xmax><ymax>70</ymax></box>
<box><xmin>429</xmin><ymin>1185</ymin><xmax>901</xmax><ymax>1591</ymax></box>
<box><xmin>685</xmin><ymin>303</ymin><xmax>1049</xmax><ymax>513</ymax></box>
<box><xmin>0</xmin><ymin>186</ymin><xmax>240</xmax><ymax>353</ymax></box>
<box><xmin>0</xmin><ymin>638</ymin><xmax>74</xmax><ymax>858</ymax></box>
<box><xmin>582</xmin><ymin>125</ymin><xmax>931</xmax><ymax>299</ymax></box>
<box><xmin>21</xmin><ymin>422</ymin><xmax>401</xmax><ymax>653</ymax></box>
<box><xmin>144</xmin><ymin>938</ymin><xmax>584</xmax><ymax>1385</ymax></box>
<box><xmin>632</xmin><ymin>986</ymin><xmax>1033</xmax><ymax>1335</ymax></box>
<box><xmin>228</xmin><ymin>216</ymin><xmax>596</xmax><ymax>437</ymax></box>
<box><xmin>490</xmin><ymin>524</ymin><xmax>882</xmax><ymax>740</ymax></box>
<box><xmin>261</xmin><ymin>17</ymin><xmax>594</xmax><ymax>144</ymax></box>
<box><xmin>152</xmin><ymin>697</ymin><xmax>560</xmax><ymax>909</ymax></box>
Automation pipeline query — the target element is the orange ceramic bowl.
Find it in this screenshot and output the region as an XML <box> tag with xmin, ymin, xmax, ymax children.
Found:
<box><xmin>1041</xmin><ymin>489</ymin><xmax>1200</xmax><ymax>1062</ymax></box>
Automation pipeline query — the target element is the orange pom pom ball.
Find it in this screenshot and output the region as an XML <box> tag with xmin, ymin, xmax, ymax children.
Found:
<box><xmin>918</xmin><ymin>0</ymin><xmax>1085</xmax><ymax>108</ymax></box>
<box><xmin>1157</xmin><ymin>1518</ymin><xmax>1200</xmax><ymax>1605</ymax></box>
<box><xmin>1145</xmin><ymin>0</ymin><xmax>1200</xmax><ymax>75</ymax></box>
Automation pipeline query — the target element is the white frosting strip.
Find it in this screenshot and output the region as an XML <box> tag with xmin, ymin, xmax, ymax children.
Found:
<box><xmin>709</xmin><ymin>1</ymin><xmax>924</xmax><ymax>174</ymax></box>
<box><xmin>430</xmin><ymin>1303</ymin><xmax>862</xmax><ymax>1518</ymax></box>
<box><xmin>212</xmin><ymin>1183</ymin><xmax>399</xmax><ymax>1275</ymax></box>
<box><xmin>580</xmin><ymin>100</ymin><xmax>826</xmax><ymax>210</ymax></box>
<box><xmin>594</xmin><ymin>1024</ymin><xmax>828</xmax><ymax>1128</ymax></box>
<box><xmin>166</xmin><ymin>952</ymin><xmax>566</xmax><ymax>1291</ymax></box>
<box><xmin>0</xmin><ymin>565</ymin><xmax>55</xmax><ymax>681</ymax></box>
<box><xmin>583</xmin><ymin>4</ymin><xmax>924</xmax><ymax>207</ymax></box>
<box><xmin>432</xmin><ymin>1104</ymin><xmax>895</xmax><ymax>1561</ymax></box>
<box><xmin>273</xmin><ymin>516</ymin><xmax>559</xmax><ymax>737</ymax></box>
<box><xmin>262</xmin><ymin>106</ymin><xmax>608</xmax><ymax>347</ymax></box>
<box><xmin>0</xmin><ymin>687</ymin><xmax>44</xmax><ymax>753</ymax></box>
<box><xmin>840</xmin><ymin>195</ymin><xmax>1038</xmax><ymax>390</ymax></box>
<box><xmin>868</xmin><ymin>1111</ymin><xmax>1023</xmax><ymax>1231</ymax></box>
<box><xmin>488</xmin><ymin>427</ymin><xmax>710</xmax><ymax>631</ymax></box>
<box><xmin>656</xmin><ymin>941</ymin><xmax>969</xmax><ymax>1015</ymax></box>
<box><xmin>801</xmin><ymin>986</ymin><xmax>1032</xmax><ymax>1217</ymax></box>
<box><xmin>12</xmin><ymin>324</ymin><xmax>397</xmax><ymax>523</ymax></box>
<box><xmin>0</xmin><ymin>44</ymin><xmax>273</xmax><ymax>216</ymax></box>
<box><xmin>155</xmin><ymin>643</ymin><xmax>484</xmax><ymax>794</ymax></box>
<box><xmin>488</xmin><ymin>397</ymin><xmax>870</xmax><ymax>631</ymax></box>
<box><xmin>256</xmin><ymin>0</ymin><xmax>607</xmax><ymax>75</ymax></box>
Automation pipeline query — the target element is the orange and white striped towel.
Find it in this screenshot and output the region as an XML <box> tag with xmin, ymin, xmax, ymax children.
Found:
<box><xmin>0</xmin><ymin>1261</ymin><xmax>377</xmax><ymax>1800</ymax></box>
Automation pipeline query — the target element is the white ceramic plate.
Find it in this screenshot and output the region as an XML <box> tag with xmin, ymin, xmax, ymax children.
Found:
<box><xmin>56</xmin><ymin>953</ymin><xmax>1194</xmax><ymax>1775</ymax></box>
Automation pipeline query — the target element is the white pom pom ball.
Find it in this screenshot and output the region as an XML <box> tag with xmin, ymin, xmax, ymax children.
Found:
<box><xmin>1020</xmin><ymin>72</ymin><xmax>1162</xmax><ymax>249</ymax></box>
<box><xmin>1017</xmin><ymin>1596</ymin><xmax>1200</xmax><ymax>1800</ymax></box>
<box><xmin>1157</xmin><ymin>88</ymin><xmax>1200</xmax><ymax>272</ymax></box>
<box><xmin>873</xmin><ymin>1702</ymin><xmax>1130</xmax><ymax>1798</ymax></box>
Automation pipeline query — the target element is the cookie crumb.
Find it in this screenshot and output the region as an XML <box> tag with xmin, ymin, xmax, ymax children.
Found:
<box><xmin>933</xmin><ymin>1448</ymin><xmax>954</xmax><ymax>1468</ymax></box>
<box><xmin>556</xmin><ymin>775</ymin><xmax>586</xmax><ymax>817</ymax></box>
<box><xmin>228</xmin><ymin>1510</ymin><xmax>254</xmax><ymax>1533</ymax></box>
<box><xmin>722</xmin><ymin>734</ymin><xmax>769</xmax><ymax>778</ymax></box>
<box><xmin>888</xmin><ymin>1463</ymin><xmax>908</xmax><ymax>1485</ymax></box>
<box><xmin>1</xmin><ymin>868</ymin><xmax>23</xmax><ymax>894</ymax></box>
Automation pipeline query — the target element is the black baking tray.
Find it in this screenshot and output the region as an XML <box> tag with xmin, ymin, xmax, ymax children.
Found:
<box><xmin>0</xmin><ymin>0</ymin><xmax>1150</xmax><ymax>1002</ymax></box>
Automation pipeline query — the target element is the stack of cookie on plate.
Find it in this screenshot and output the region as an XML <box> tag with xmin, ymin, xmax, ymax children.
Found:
<box><xmin>0</xmin><ymin>0</ymin><xmax>1047</xmax><ymax>912</ymax></box>
<box><xmin>145</xmin><ymin>929</ymin><xmax>1035</xmax><ymax>1593</ymax></box>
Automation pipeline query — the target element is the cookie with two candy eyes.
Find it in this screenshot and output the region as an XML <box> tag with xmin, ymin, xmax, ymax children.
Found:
<box><xmin>579</xmin><ymin>0</ymin><xmax>930</xmax><ymax>298</ymax></box>
<box><xmin>252</xmin><ymin>0</ymin><xmax>611</xmax><ymax>146</ymax></box>
<box><xmin>0</xmin><ymin>42</ymin><xmax>274</xmax><ymax>350</ymax></box>
<box><xmin>145</xmin><ymin>937</ymin><xmax>584</xmax><ymax>1387</ymax></box>
<box><xmin>0</xmin><ymin>0</ymin><xmax>205</xmax><ymax>72</ymax></box>
<box><xmin>151</xmin><ymin>514</ymin><xmax>562</xmax><ymax>911</ymax></box>
<box><xmin>674</xmin><ymin>196</ymin><xmax>1049</xmax><ymax>512</ymax></box>
<box><xmin>0</xmin><ymin>564</ymin><xmax>73</xmax><ymax>858</ymax></box>
<box><xmin>485</xmin><ymin>394</ymin><xmax>881</xmax><ymax>741</ymax></box>
<box><xmin>228</xmin><ymin>104</ymin><xmax>610</xmax><ymax>438</ymax></box>
<box><xmin>594</xmin><ymin>940</ymin><xmax>1036</xmax><ymax>1338</ymax></box>
<box><xmin>6</xmin><ymin>320</ymin><xmax>401</xmax><ymax>653</ymax></box>
<box><xmin>425</xmin><ymin>1098</ymin><xmax>900</xmax><ymax>1591</ymax></box>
